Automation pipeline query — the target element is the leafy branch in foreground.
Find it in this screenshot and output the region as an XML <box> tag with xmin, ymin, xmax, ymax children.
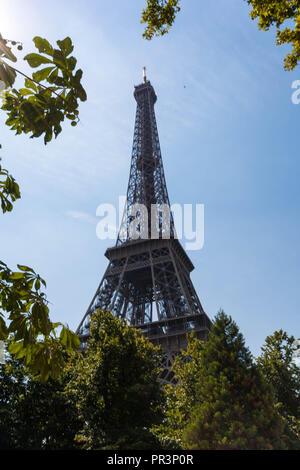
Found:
<box><xmin>248</xmin><ymin>0</ymin><xmax>300</xmax><ymax>70</ymax></box>
<box><xmin>0</xmin><ymin>261</ymin><xmax>80</xmax><ymax>381</ymax></box>
<box><xmin>1</xmin><ymin>35</ymin><xmax>87</xmax><ymax>144</ymax></box>
<box><xmin>141</xmin><ymin>0</ymin><xmax>181</xmax><ymax>40</ymax></box>
<box><xmin>140</xmin><ymin>0</ymin><xmax>300</xmax><ymax>71</ymax></box>
<box><xmin>0</xmin><ymin>33</ymin><xmax>86</xmax><ymax>379</ymax></box>
<box><xmin>0</xmin><ymin>146</ymin><xmax>21</xmax><ymax>213</ymax></box>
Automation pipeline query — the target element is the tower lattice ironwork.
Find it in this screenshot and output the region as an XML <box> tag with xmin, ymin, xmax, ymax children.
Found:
<box><xmin>77</xmin><ymin>70</ymin><xmax>211</xmax><ymax>384</ymax></box>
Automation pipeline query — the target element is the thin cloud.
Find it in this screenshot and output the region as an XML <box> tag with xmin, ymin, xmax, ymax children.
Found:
<box><xmin>66</xmin><ymin>211</ymin><xmax>97</xmax><ymax>224</ymax></box>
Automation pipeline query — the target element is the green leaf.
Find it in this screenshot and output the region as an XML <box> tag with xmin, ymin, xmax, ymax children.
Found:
<box><xmin>32</xmin><ymin>302</ymin><xmax>50</xmax><ymax>334</ymax></box>
<box><xmin>24</xmin><ymin>345</ymin><xmax>32</xmax><ymax>365</ymax></box>
<box><xmin>52</xmin><ymin>49</ymin><xmax>66</xmax><ymax>68</ymax></box>
<box><xmin>35</xmin><ymin>278</ymin><xmax>41</xmax><ymax>291</ymax></box>
<box><xmin>24</xmin><ymin>78</ymin><xmax>37</xmax><ymax>92</ymax></box>
<box><xmin>33</xmin><ymin>36</ymin><xmax>53</xmax><ymax>56</ymax></box>
<box><xmin>76</xmin><ymin>85</ymin><xmax>87</xmax><ymax>102</ymax></box>
<box><xmin>44</xmin><ymin>128</ymin><xmax>53</xmax><ymax>144</ymax></box>
<box><xmin>19</xmin><ymin>88</ymin><xmax>34</xmax><ymax>96</ymax></box>
<box><xmin>32</xmin><ymin>66</ymin><xmax>55</xmax><ymax>82</ymax></box>
<box><xmin>74</xmin><ymin>69</ymin><xmax>83</xmax><ymax>83</ymax></box>
<box><xmin>31</xmin><ymin>302</ymin><xmax>42</xmax><ymax>326</ymax></box>
<box><xmin>17</xmin><ymin>265</ymin><xmax>35</xmax><ymax>273</ymax></box>
<box><xmin>9</xmin><ymin>317</ymin><xmax>27</xmax><ymax>336</ymax></box>
<box><xmin>47</xmin><ymin>68</ymin><xmax>58</xmax><ymax>84</ymax></box>
<box><xmin>57</xmin><ymin>37</ymin><xmax>73</xmax><ymax>57</ymax></box>
<box><xmin>10</xmin><ymin>272</ymin><xmax>25</xmax><ymax>280</ymax></box>
<box><xmin>8</xmin><ymin>341</ymin><xmax>24</xmax><ymax>355</ymax></box>
<box><xmin>0</xmin><ymin>316</ymin><xmax>8</xmax><ymax>340</ymax></box>
<box><xmin>67</xmin><ymin>56</ymin><xmax>77</xmax><ymax>71</ymax></box>
<box><xmin>70</xmin><ymin>331</ymin><xmax>80</xmax><ymax>349</ymax></box>
<box><xmin>24</xmin><ymin>53</ymin><xmax>53</xmax><ymax>68</ymax></box>
<box><xmin>60</xmin><ymin>326</ymin><xmax>68</xmax><ymax>346</ymax></box>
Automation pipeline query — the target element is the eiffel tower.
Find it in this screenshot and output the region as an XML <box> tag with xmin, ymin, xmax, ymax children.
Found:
<box><xmin>77</xmin><ymin>69</ymin><xmax>211</xmax><ymax>384</ymax></box>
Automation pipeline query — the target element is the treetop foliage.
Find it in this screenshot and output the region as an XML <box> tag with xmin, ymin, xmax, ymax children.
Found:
<box><xmin>155</xmin><ymin>311</ymin><xmax>299</xmax><ymax>450</ymax></box>
<box><xmin>258</xmin><ymin>329</ymin><xmax>300</xmax><ymax>420</ymax></box>
<box><xmin>247</xmin><ymin>0</ymin><xmax>300</xmax><ymax>70</ymax></box>
<box><xmin>141</xmin><ymin>0</ymin><xmax>300</xmax><ymax>70</ymax></box>
<box><xmin>1</xmin><ymin>36</ymin><xmax>87</xmax><ymax>144</ymax></box>
<box><xmin>141</xmin><ymin>0</ymin><xmax>181</xmax><ymax>40</ymax></box>
<box><xmin>65</xmin><ymin>310</ymin><xmax>164</xmax><ymax>449</ymax></box>
<box><xmin>0</xmin><ymin>310</ymin><xmax>299</xmax><ymax>450</ymax></box>
<box><xmin>0</xmin><ymin>354</ymin><xmax>81</xmax><ymax>449</ymax></box>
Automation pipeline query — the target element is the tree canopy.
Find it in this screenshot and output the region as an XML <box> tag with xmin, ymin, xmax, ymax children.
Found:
<box><xmin>248</xmin><ymin>0</ymin><xmax>300</xmax><ymax>70</ymax></box>
<box><xmin>141</xmin><ymin>0</ymin><xmax>300</xmax><ymax>70</ymax></box>
<box><xmin>0</xmin><ymin>310</ymin><xmax>299</xmax><ymax>450</ymax></box>
<box><xmin>141</xmin><ymin>0</ymin><xmax>181</xmax><ymax>40</ymax></box>
<box><xmin>63</xmin><ymin>310</ymin><xmax>164</xmax><ymax>449</ymax></box>
<box><xmin>0</xmin><ymin>354</ymin><xmax>80</xmax><ymax>449</ymax></box>
<box><xmin>257</xmin><ymin>330</ymin><xmax>300</xmax><ymax>442</ymax></box>
<box><xmin>155</xmin><ymin>311</ymin><xmax>299</xmax><ymax>450</ymax></box>
<box><xmin>0</xmin><ymin>311</ymin><xmax>164</xmax><ymax>450</ymax></box>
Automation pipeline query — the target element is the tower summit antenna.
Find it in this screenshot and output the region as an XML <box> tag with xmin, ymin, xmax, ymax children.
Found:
<box><xmin>143</xmin><ymin>66</ymin><xmax>146</xmax><ymax>83</ymax></box>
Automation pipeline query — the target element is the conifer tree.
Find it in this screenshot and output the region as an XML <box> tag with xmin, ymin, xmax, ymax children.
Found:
<box><xmin>258</xmin><ymin>330</ymin><xmax>300</xmax><ymax>419</ymax></box>
<box><xmin>257</xmin><ymin>330</ymin><xmax>300</xmax><ymax>442</ymax></box>
<box><xmin>152</xmin><ymin>332</ymin><xmax>204</xmax><ymax>449</ymax></box>
<box><xmin>182</xmin><ymin>311</ymin><xmax>296</xmax><ymax>450</ymax></box>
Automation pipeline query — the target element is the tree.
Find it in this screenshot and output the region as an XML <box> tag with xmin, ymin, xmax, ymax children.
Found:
<box><xmin>141</xmin><ymin>1</ymin><xmax>300</xmax><ymax>71</ymax></box>
<box><xmin>0</xmin><ymin>34</ymin><xmax>86</xmax><ymax>379</ymax></box>
<box><xmin>0</xmin><ymin>351</ymin><xmax>81</xmax><ymax>449</ymax></box>
<box><xmin>0</xmin><ymin>35</ymin><xmax>87</xmax><ymax>143</ymax></box>
<box><xmin>182</xmin><ymin>312</ymin><xmax>299</xmax><ymax>450</ymax></box>
<box><xmin>0</xmin><ymin>149</ymin><xmax>20</xmax><ymax>213</ymax></box>
<box><xmin>257</xmin><ymin>330</ymin><xmax>300</xmax><ymax>441</ymax></box>
<box><xmin>141</xmin><ymin>0</ymin><xmax>181</xmax><ymax>40</ymax></box>
<box><xmin>247</xmin><ymin>0</ymin><xmax>300</xmax><ymax>70</ymax></box>
<box><xmin>152</xmin><ymin>332</ymin><xmax>204</xmax><ymax>449</ymax></box>
<box><xmin>158</xmin><ymin>311</ymin><xmax>298</xmax><ymax>450</ymax></box>
<box><xmin>65</xmin><ymin>310</ymin><xmax>164</xmax><ymax>450</ymax></box>
<box><xmin>0</xmin><ymin>353</ymin><xmax>25</xmax><ymax>449</ymax></box>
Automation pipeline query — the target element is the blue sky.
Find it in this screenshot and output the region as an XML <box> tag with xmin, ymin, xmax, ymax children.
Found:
<box><xmin>1</xmin><ymin>0</ymin><xmax>299</xmax><ymax>356</ymax></box>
